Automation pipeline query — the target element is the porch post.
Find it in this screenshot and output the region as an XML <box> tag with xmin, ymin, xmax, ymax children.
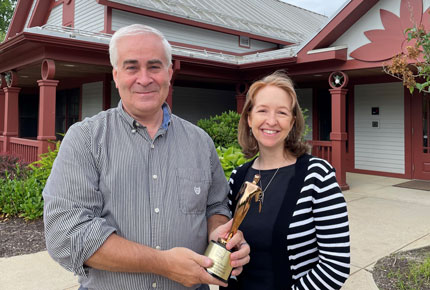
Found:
<box><xmin>3</xmin><ymin>87</ymin><xmax>21</xmax><ymax>153</ymax></box>
<box><xmin>0</xmin><ymin>74</ymin><xmax>5</xmax><ymax>136</ymax></box>
<box><xmin>236</xmin><ymin>82</ymin><xmax>249</xmax><ymax>114</ymax></box>
<box><xmin>167</xmin><ymin>60</ymin><xmax>181</xmax><ymax>109</ymax></box>
<box><xmin>328</xmin><ymin>71</ymin><xmax>349</xmax><ymax>190</ymax></box>
<box><xmin>37</xmin><ymin>59</ymin><xmax>59</xmax><ymax>156</ymax></box>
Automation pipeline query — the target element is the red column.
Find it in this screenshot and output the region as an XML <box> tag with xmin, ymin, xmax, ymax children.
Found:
<box><xmin>236</xmin><ymin>94</ymin><xmax>246</xmax><ymax>113</ymax></box>
<box><xmin>0</xmin><ymin>89</ymin><xmax>4</xmax><ymax>135</ymax></box>
<box><xmin>167</xmin><ymin>60</ymin><xmax>181</xmax><ymax>110</ymax></box>
<box><xmin>235</xmin><ymin>82</ymin><xmax>249</xmax><ymax>114</ymax></box>
<box><xmin>329</xmin><ymin>88</ymin><xmax>349</xmax><ymax>190</ymax></box>
<box><xmin>37</xmin><ymin>80</ymin><xmax>59</xmax><ymax>141</ymax></box>
<box><xmin>3</xmin><ymin>87</ymin><xmax>21</xmax><ymax>153</ymax></box>
<box><xmin>37</xmin><ymin>80</ymin><xmax>59</xmax><ymax>156</ymax></box>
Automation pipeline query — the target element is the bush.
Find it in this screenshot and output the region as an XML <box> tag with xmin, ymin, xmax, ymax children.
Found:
<box><xmin>0</xmin><ymin>140</ymin><xmax>60</xmax><ymax>220</ymax></box>
<box><xmin>0</xmin><ymin>154</ymin><xmax>29</xmax><ymax>180</ymax></box>
<box><xmin>0</xmin><ymin>174</ymin><xmax>45</xmax><ymax>220</ymax></box>
<box><xmin>28</xmin><ymin>140</ymin><xmax>60</xmax><ymax>187</ymax></box>
<box><xmin>197</xmin><ymin>111</ymin><xmax>241</xmax><ymax>148</ymax></box>
<box><xmin>217</xmin><ymin>146</ymin><xmax>253</xmax><ymax>179</ymax></box>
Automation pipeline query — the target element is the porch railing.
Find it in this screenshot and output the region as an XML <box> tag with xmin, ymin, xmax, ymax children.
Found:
<box><xmin>9</xmin><ymin>137</ymin><xmax>40</xmax><ymax>164</ymax></box>
<box><xmin>0</xmin><ymin>136</ymin><xmax>4</xmax><ymax>152</ymax></box>
<box><xmin>307</xmin><ymin>140</ymin><xmax>332</xmax><ymax>164</ymax></box>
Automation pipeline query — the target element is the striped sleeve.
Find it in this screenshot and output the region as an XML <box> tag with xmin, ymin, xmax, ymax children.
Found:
<box><xmin>290</xmin><ymin>158</ymin><xmax>350</xmax><ymax>290</ymax></box>
<box><xmin>43</xmin><ymin>123</ymin><xmax>116</xmax><ymax>277</ymax></box>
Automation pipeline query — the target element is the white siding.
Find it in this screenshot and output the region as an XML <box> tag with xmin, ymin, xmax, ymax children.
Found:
<box><xmin>354</xmin><ymin>82</ymin><xmax>405</xmax><ymax>174</ymax></box>
<box><xmin>332</xmin><ymin>0</ymin><xmax>430</xmax><ymax>60</ymax></box>
<box><xmin>75</xmin><ymin>0</ymin><xmax>104</xmax><ymax>32</ymax></box>
<box><xmin>82</xmin><ymin>82</ymin><xmax>103</xmax><ymax>119</ymax></box>
<box><xmin>24</xmin><ymin>0</ymin><xmax>37</xmax><ymax>28</ymax></box>
<box><xmin>46</xmin><ymin>4</ymin><xmax>63</xmax><ymax>27</ymax></box>
<box><xmin>111</xmin><ymin>10</ymin><xmax>277</xmax><ymax>54</ymax></box>
<box><xmin>172</xmin><ymin>86</ymin><xmax>236</xmax><ymax>124</ymax></box>
<box><xmin>111</xmin><ymin>81</ymin><xmax>121</xmax><ymax>108</ymax></box>
<box><xmin>296</xmin><ymin>88</ymin><xmax>313</xmax><ymax>140</ymax></box>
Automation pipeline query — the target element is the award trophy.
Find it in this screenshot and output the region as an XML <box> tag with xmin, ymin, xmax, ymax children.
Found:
<box><xmin>204</xmin><ymin>174</ymin><xmax>262</xmax><ymax>283</ymax></box>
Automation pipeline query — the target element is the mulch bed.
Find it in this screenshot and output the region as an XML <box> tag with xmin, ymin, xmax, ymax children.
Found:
<box><xmin>373</xmin><ymin>246</ymin><xmax>430</xmax><ymax>290</ymax></box>
<box><xmin>0</xmin><ymin>216</ymin><xmax>46</xmax><ymax>258</ymax></box>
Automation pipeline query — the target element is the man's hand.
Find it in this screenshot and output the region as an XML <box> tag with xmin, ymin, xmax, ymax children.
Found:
<box><xmin>159</xmin><ymin>247</ymin><xmax>228</xmax><ymax>287</ymax></box>
<box><xmin>209</xmin><ymin>219</ymin><xmax>251</xmax><ymax>276</ymax></box>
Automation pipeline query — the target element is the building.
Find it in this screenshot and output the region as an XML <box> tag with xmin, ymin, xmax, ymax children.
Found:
<box><xmin>1</xmin><ymin>0</ymin><xmax>428</xmax><ymax>188</ymax></box>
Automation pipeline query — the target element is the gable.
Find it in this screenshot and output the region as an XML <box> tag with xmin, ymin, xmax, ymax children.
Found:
<box><xmin>333</xmin><ymin>0</ymin><xmax>430</xmax><ymax>61</ymax></box>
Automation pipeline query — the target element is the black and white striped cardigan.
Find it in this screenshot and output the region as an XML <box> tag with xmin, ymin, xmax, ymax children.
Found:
<box><xmin>228</xmin><ymin>154</ymin><xmax>350</xmax><ymax>290</ymax></box>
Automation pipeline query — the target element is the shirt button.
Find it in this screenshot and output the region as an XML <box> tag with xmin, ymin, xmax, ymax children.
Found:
<box><xmin>152</xmin><ymin>174</ymin><xmax>157</xmax><ymax>179</ymax></box>
<box><xmin>151</xmin><ymin>144</ymin><xmax>155</xmax><ymax>149</ymax></box>
<box><xmin>152</xmin><ymin>282</ymin><xmax>157</xmax><ymax>288</ymax></box>
<box><xmin>154</xmin><ymin>208</ymin><xmax>160</xmax><ymax>213</ymax></box>
<box><xmin>155</xmin><ymin>245</ymin><xmax>161</xmax><ymax>250</ymax></box>
<box><xmin>131</xmin><ymin>129</ymin><xmax>136</xmax><ymax>134</ymax></box>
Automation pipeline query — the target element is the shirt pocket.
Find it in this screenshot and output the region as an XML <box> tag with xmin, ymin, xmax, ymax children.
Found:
<box><xmin>176</xmin><ymin>168</ymin><xmax>210</xmax><ymax>215</ymax></box>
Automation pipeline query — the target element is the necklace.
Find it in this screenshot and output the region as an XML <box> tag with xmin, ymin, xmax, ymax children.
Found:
<box><xmin>258</xmin><ymin>167</ymin><xmax>280</xmax><ymax>207</ymax></box>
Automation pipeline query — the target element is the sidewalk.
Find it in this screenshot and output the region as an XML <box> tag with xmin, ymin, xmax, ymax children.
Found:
<box><xmin>1</xmin><ymin>172</ymin><xmax>430</xmax><ymax>290</ymax></box>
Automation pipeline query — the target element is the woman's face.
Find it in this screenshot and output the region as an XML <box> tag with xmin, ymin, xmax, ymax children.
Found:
<box><xmin>248</xmin><ymin>85</ymin><xmax>295</xmax><ymax>153</ymax></box>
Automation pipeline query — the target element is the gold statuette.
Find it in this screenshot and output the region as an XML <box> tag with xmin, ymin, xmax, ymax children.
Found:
<box><xmin>204</xmin><ymin>174</ymin><xmax>262</xmax><ymax>283</ymax></box>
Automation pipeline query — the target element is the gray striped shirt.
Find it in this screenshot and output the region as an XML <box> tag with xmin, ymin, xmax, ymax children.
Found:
<box><xmin>43</xmin><ymin>101</ymin><xmax>230</xmax><ymax>290</ymax></box>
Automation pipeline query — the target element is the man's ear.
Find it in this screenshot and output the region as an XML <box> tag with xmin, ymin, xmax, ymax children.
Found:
<box><xmin>168</xmin><ymin>64</ymin><xmax>173</xmax><ymax>83</ymax></box>
<box><xmin>112</xmin><ymin>68</ymin><xmax>119</xmax><ymax>88</ymax></box>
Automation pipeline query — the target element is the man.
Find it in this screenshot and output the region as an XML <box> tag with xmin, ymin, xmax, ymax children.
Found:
<box><xmin>43</xmin><ymin>24</ymin><xmax>250</xmax><ymax>290</ymax></box>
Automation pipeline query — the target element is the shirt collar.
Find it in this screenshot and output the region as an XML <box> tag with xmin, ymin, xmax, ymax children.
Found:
<box><xmin>117</xmin><ymin>100</ymin><xmax>172</xmax><ymax>130</ymax></box>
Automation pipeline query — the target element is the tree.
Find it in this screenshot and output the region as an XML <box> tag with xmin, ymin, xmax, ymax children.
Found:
<box><xmin>384</xmin><ymin>23</ymin><xmax>430</xmax><ymax>94</ymax></box>
<box><xmin>0</xmin><ymin>0</ymin><xmax>17</xmax><ymax>42</ymax></box>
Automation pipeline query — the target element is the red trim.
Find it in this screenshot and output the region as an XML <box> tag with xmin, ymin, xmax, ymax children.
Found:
<box><xmin>169</xmin><ymin>40</ymin><xmax>277</xmax><ymax>57</ymax></box>
<box><xmin>62</xmin><ymin>0</ymin><xmax>75</xmax><ymax>27</ymax></box>
<box><xmin>312</xmin><ymin>88</ymin><xmax>319</xmax><ymax>141</ymax></box>
<box><xmin>96</xmin><ymin>0</ymin><xmax>293</xmax><ymax>46</ymax></box>
<box><xmin>349</xmin><ymin>168</ymin><xmax>408</xmax><ymax>179</ymax></box>
<box><xmin>239</xmin><ymin>56</ymin><xmax>297</xmax><ymax>69</ymax></box>
<box><xmin>4</xmin><ymin>0</ymin><xmax>34</xmax><ymax>40</ymax></box>
<box><xmin>79</xmin><ymin>84</ymin><xmax>82</xmax><ymax>121</ymax></box>
<box><xmin>346</xmin><ymin>85</ymin><xmax>355</xmax><ymax>171</ymax></box>
<box><xmin>404</xmin><ymin>86</ymin><xmax>412</xmax><ymax>178</ymax></box>
<box><xmin>297</xmin><ymin>0</ymin><xmax>379</xmax><ymax>58</ymax></box>
<box><xmin>102</xmin><ymin>74</ymin><xmax>111</xmax><ymax>110</ymax></box>
<box><xmin>28</xmin><ymin>0</ymin><xmax>55</xmax><ymax>28</ymax></box>
<box><xmin>102</xmin><ymin>6</ymin><xmax>113</xmax><ymax>34</ymax></box>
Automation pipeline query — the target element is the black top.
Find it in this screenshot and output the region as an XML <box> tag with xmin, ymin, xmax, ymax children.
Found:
<box><xmin>237</xmin><ymin>165</ymin><xmax>295</xmax><ymax>290</ymax></box>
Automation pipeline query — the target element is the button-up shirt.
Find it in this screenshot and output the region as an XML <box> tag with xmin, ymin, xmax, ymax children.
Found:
<box><xmin>43</xmin><ymin>101</ymin><xmax>230</xmax><ymax>290</ymax></box>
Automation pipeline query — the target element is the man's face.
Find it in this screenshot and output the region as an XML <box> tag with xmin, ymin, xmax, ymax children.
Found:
<box><xmin>113</xmin><ymin>33</ymin><xmax>173</xmax><ymax>120</ymax></box>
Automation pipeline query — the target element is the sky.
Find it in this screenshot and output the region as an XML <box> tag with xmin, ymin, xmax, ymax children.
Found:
<box><xmin>280</xmin><ymin>0</ymin><xmax>349</xmax><ymax>17</ymax></box>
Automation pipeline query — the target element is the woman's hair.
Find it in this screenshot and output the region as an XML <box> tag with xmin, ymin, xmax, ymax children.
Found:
<box><xmin>238</xmin><ymin>70</ymin><xmax>310</xmax><ymax>159</ymax></box>
<box><xmin>109</xmin><ymin>24</ymin><xmax>172</xmax><ymax>69</ymax></box>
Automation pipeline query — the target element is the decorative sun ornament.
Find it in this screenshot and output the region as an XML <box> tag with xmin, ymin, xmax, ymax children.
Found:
<box><xmin>329</xmin><ymin>71</ymin><xmax>348</xmax><ymax>89</ymax></box>
<box><xmin>350</xmin><ymin>0</ymin><xmax>430</xmax><ymax>62</ymax></box>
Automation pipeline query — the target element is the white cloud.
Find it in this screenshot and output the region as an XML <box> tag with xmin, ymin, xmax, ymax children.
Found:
<box><xmin>280</xmin><ymin>0</ymin><xmax>349</xmax><ymax>17</ymax></box>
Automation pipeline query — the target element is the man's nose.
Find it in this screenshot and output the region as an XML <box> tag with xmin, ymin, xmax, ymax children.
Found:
<box><xmin>136</xmin><ymin>69</ymin><xmax>152</xmax><ymax>86</ymax></box>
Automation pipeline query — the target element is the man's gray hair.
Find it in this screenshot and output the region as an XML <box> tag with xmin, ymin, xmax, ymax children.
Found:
<box><xmin>109</xmin><ymin>24</ymin><xmax>172</xmax><ymax>69</ymax></box>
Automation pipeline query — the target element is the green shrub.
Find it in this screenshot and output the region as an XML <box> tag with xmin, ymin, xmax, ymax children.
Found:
<box><xmin>0</xmin><ymin>140</ymin><xmax>60</xmax><ymax>220</ymax></box>
<box><xmin>28</xmin><ymin>140</ymin><xmax>60</xmax><ymax>187</ymax></box>
<box><xmin>0</xmin><ymin>173</ymin><xmax>44</xmax><ymax>220</ymax></box>
<box><xmin>217</xmin><ymin>146</ymin><xmax>253</xmax><ymax>179</ymax></box>
<box><xmin>197</xmin><ymin>111</ymin><xmax>240</xmax><ymax>148</ymax></box>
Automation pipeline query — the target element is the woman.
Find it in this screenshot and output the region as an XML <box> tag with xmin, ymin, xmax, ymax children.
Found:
<box><xmin>224</xmin><ymin>71</ymin><xmax>350</xmax><ymax>289</ymax></box>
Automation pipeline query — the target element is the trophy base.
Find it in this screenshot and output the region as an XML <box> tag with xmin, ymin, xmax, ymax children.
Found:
<box><xmin>204</xmin><ymin>240</ymin><xmax>232</xmax><ymax>283</ymax></box>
